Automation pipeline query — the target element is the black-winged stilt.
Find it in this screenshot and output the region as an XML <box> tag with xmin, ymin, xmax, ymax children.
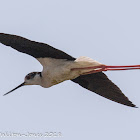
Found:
<box><xmin>0</xmin><ymin>33</ymin><xmax>139</xmax><ymax>107</ymax></box>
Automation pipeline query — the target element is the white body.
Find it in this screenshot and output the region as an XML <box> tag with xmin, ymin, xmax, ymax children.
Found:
<box><xmin>37</xmin><ymin>56</ymin><xmax>103</xmax><ymax>88</ymax></box>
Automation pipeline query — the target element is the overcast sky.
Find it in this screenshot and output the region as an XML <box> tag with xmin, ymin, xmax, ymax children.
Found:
<box><xmin>0</xmin><ymin>0</ymin><xmax>140</xmax><ymax>140</ymax></box>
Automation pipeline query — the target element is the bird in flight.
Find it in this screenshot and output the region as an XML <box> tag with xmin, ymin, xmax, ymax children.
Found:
<box><xmin>0</xmin><ymin>33</ymin><xmax>139</xmax><ymax>107</ymax></box>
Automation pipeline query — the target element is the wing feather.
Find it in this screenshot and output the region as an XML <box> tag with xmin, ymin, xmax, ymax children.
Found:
<box><xmin>0</xmin><ymin>33</ymin><xmax>75</xmax><ymax>60</ymax></box>
<box><xmin>72</xmin><ymin>72</ymin><xmax>136</xmax><ymax>107</ymax></box>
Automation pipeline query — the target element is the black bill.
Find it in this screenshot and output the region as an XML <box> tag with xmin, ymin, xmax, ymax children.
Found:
<box><xmin>3</xmin><ymin>82</ymin><xmax>25</xmax><ymax>96</ymax></box>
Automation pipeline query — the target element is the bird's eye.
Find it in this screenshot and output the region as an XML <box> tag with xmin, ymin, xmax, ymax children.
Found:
<box><xmin>26</xmin><ymin>75</ymin><xmax>31</xmax><ymax>80</ymax></box>
<box><xmin>26</xmin><ymin>72</ymin><xmax>36</xmax><ymax>80</ymax></box>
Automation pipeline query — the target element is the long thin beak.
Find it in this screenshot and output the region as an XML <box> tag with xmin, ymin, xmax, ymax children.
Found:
<box><xmin>3</xmin><ymin>82</ymin><xmax>25</xmax><ymax>96</ymax></box>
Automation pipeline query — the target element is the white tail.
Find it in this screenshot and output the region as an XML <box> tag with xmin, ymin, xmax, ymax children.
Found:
<box><xmin>75</xmin><ymin>56</ymin><xmax>102</xmax><ymax>67</ymax></box>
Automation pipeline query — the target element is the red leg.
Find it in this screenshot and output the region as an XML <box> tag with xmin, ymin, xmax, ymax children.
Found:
<box><xmin>105</xmin><ymin>65</ymin><xmax>140</xmax><ymax>71</ymax></box>
<box><xmin>105</xmin><ymin>67</ymin><xmax>140</xmax><ymax>71</ymax></box>
<box><xmin>71</xmin><ymin>65</ymin><xmax>106</xmax><ymax>71</ymax></box>
<box><xmin>71</xmin><ymin>64</ymin><xmax>140</xmax><ymax>75</ymax></box>
<box><xmin>82</xmin><ymin>68</ymin><xmax>107</xmax><ymax>75</ymax></box>
<box><xmin>106</xmin><ymin>65</ymin><xmax>140</xmax><ymax>68</ymax></box>
<box><xmin>71</xmin><ymin>65</ymin><xmax>106</xmax><ymax>75</ymax></box>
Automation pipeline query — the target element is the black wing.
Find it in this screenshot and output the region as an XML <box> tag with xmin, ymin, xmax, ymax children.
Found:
<box><xmin>72</xmin><ymin>72</ymin><xmax>136</xmax><ymax>107</ymax></box>
<box><xmin>0</xmin><ymin>33</ymin><xmax>75</xmax><ymax>60</ymax></box>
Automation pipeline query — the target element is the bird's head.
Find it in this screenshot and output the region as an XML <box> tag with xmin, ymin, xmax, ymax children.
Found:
<box><xmin>3</xmin><ymin>72</ymin><xmax>42</xmax><ymax>96</ymax></box>
<box><xmin>24</xmin><ymin>72</ymin><xmax>42</xmax><ymax>85</ymax></box>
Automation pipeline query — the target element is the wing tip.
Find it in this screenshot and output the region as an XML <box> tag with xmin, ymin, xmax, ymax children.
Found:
<box><xmin>129</xmin><ymin>103</ymin><xmax>138</xmax><ymax>108</ymax></box>
<box><xmin>119</xmin><ymin>99</ymin><xmax>137</xmax><ymax>108</ymax></box>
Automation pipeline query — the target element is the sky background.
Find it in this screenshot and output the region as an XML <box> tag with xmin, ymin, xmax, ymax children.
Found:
<box><xmin>0</xmin><ymin>0</ymin><xmax>140</xmax><ymax>140</ymax></box>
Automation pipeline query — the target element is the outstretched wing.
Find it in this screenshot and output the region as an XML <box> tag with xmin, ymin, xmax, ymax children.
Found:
<box><xmin>72</xmin><ymin>72</ymin><xmax>136</xmax><ymax>107</ymax></box>
<box><xmin>0</xmin><ymin>33</ymin><xmax>75</xmax><ymax>60</ymax></box>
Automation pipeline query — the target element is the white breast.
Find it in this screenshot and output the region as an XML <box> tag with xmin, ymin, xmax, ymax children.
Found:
<box><xmin>37</xmin><ymin>56</ymin><xmax>103</xmax><ymax>88</ymax></box>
